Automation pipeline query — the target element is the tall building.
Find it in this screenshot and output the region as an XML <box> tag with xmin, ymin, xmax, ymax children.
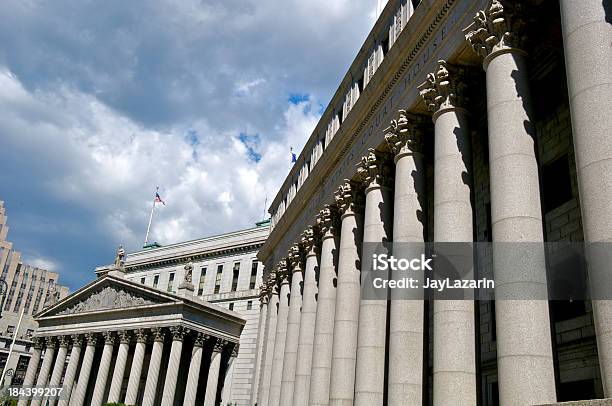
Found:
<box><xmin>0</xmin><ymin>200</ymin><xmax>69</xmax><ymax>386</ymax></box>
<box><xmin>255</xmin><ymin>1</ymin><xmax>612</xmax><ymax>406</ymax></box>
<box><xmin>119</xmin><ymin>221</ymin><xmax>270</xmax><ymax>406</ymax></box>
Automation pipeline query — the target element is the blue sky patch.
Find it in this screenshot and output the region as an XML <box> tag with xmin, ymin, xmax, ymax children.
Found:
<box><xmin>239</xmin><ymin>133</ymin><xmax>262</xmax><ymax>162</ymax></box>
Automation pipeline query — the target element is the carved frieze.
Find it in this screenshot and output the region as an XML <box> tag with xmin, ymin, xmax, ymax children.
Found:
<box><xmin>56</xmin><ymin>286</ymin><xmax>157</xmax><ymax>316</ymax></box>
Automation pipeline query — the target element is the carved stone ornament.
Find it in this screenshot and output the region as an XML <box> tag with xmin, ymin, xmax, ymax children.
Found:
<box><xmin>276</xmin><ymin>260</ymin><xmax>289</xmax><ymax>285</ymax></box>
<box><xmin>44</xmin><ymin>284</ymin><xmax>60</xmax><ymax>308</ymax></box>
<box><xmin>193</xmin><ymin>333</ymin><xmax>206</xmax><ymax>348</ymax></box>
<box><xmin>151</xmin><ymin>327</ymin><xmax>165</xmax><ymax>342</ymax></box>
<box><xmin>56</xmin><ymin>286</ymin><xmax>156</xmax><ymax>315</ymax></box>
<box><xmin>384</xmin><ymin>110</ymin><xmax>426</xmax><ymax>155</ymax></box>
<box><xmin>288</xmin><ymin>243</ymin><xmax>303</xmax><ymax>272</ymax></box>
<box><xmin>183</xmin><ymin>258</ymin><xmax>194</xmax><ymax>283</ymax></box>
<box><xmin>114</xmin><ymin>245</ymin><xmax>126</xmax><ymax>271</ymax></box>
<box><xmin>135</xmin><ymin>329</ymin><xmax>148</xmax><ymax>343</ymax></box>
<box><xmin>213</xmin><ymin>339</ymin><xmax>229</xmax><ymax>353</ymax></box>
<box><xmin>33</xmin><ymin>336</ymin><xmax>44</xmax><ymax>350</ymax></box>
<box><xmin>84</xmin><ymin>332</ymin><xmax>97</xmax><ymax>345</ymax></box>
<box><xmin>463</xmin><ymin>0</ymin><xmax>527</xmax><ymax>60</ymax></box>
<box><xmin>317</xmin><ymin>205</ymin><xmax>339</xmax><ymax>236</ymax></box>
<box><xmin>45</xmin><ymin>336</ymin><xmax>56</xmax><ymax>348</ymax></box>
<box><xmin>58</xmin><ymin>336</ymin><xmax>70</xmax><ymax>348</ymax></box>
<box><xmin>170</xmin><ymin>326</ymin><xmax>189</xmax><ymax>341</ymax></box>
<box><xmin>356</xmin><ymin>149</ymin><xmax>392</xmax><ymax>188</ymax></box>
<box><xmin>103</xmin><ymin>331</ymin><xmax>115</xmax><ymax>345</ymax></box>
<box><xmin>266</xmin><ymin>272</ymin><xmax>278</xmax><ymax>295</ymax></box>
<box><xmin>71</xmin><ymin>334</ymin><xmax>84</xmax><ymax>348</ymax></box>
<box><xmin>334</xmin><ymin>180</ymin><xmax>361</xmax><ymax>216</ymax></box>
<box><xmin>418</xmin><ymin>61</ymin><xmax>467</xmax><ymax>114</ymax></box>
<box><xmin>118</xmin><ymin>331</ymin><xmax>131</xmax><ymax>345</ymax></box>
<box><xmin>231</xmin><ymin>343</ymin><xmax>239</xmax><ymax>357</ymax></box>
<box><xmin>300</xmin><ymin>226</ymin><xmax>319</xmax><ymax>256</ymax></box>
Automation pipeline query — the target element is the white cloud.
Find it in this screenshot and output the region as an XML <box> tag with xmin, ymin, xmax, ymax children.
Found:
<box><xmin>28</xmin><ymin>257</ymin><xmax>58</xmax><ymax>272</ymax></box>
<box><xmin>0</xmin><ymin>67</ymin><xmax>320</xmax><ymax>250</ymax></box>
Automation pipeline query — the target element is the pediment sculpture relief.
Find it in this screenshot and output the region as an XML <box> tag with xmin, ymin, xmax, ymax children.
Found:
<box><xmin>57</xmin><ymin>286</ymin><xmax>157</xmax><ymax>315</ymax></box>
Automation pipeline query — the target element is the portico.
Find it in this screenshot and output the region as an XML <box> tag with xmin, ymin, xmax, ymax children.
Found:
<box><xmin>20</xmin><ymin>274</ymin><xmax>243</xmax><ymax>406</ymax></box>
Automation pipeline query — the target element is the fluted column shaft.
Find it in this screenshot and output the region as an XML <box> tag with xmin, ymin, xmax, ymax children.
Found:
<box><xmin>329</xmin><ymin>181</ymin><xmax>363</xmax><ymax>406</ymax></box>
<box><xmin>294</xmin><ymin>232</ymin><xmax>319</xmax><ymax>406</ymax></box>
<box><xmin>560</xmin><ymin>0</ymin><xmax>612</xmax><ymax>395</ymax></box>
<box><xmin>125</xmin><ymin>330</ymin><xmax>147</xmax><ymax>405</ymax></box>
<box><xmin>48</xmin><ymin>337</ymin><xmax>69</xmax><ymax>406</ymax></box>
<box><xmin>354</xmin><ymin>150</ymin><xmax>393</xmax><ymax>406</ymax></box>
<box><xmin>142</xmin><ymin>328</ymin><xmax>165</xmax><ymax>406</ymax></box>
<box><xmin>91</xmin><ymin>333</ymin><xmax>115</xmax><ymax>406</ymax></box>
<box><xmin>184</xmin><ymin>334</ymin><xmax>206</xmax><ymax>406</ymax></box>
<box><xmin>17</xmin><ymin>339</ymin><xmax>43</xmax><ymax>406</ymax></box>
<box><xmin>69</xmin><ymin>334</ymin><xmax>96</xmax><ymax>406</ymax></box>
<box><xmin>30</xmin><ymin>337</ymin><xmax>57</xmax><ymax>406</ymax></box>
<box><xmin>258</xmin><ymin>287</ymin><xmax>279</xmax><ymax>406</ymax></box>
<box><xmin>161</xmin><ymin>327</ymin><xmax>186</xmax><ymax>406</ymax></box>
<box><xmin>309</xmin><ymin>208</ymin><xmax>339</xmax><ymax>406</ymax></box>
<box><xmin>465</xmin><ymin>4</ymin><xmax>556</xmax><ymax>404</ymax></box>
<box><xmin>107</xmin><ymin>332</ymin><xmax>130</xmax><ymax>403</ymax></box>
<box><xmin>280</xmin><ymin>247</ymin><xmax>304</xmax><ymax>406</ymax></box>
<box><xmin>251</xmin><ymin>297</ymin><xmax>268</xmax><ymax>406</ymax></box>
<box><xmin>58</xmin><ymin>336</ymin><xmax>82</xmax><ymax>406</ymax></box>
<box><xmin>269</xmin><ymin>268</ymin><xmax>290</xmax><ymax>406</ymax></box>
<box><xmin>204</xmin><ymin>342</ymin><xmax>226</xmax><ymax>406</ymax></box>
<box><xmin>384</xmin><ymin>113</ymin><xmax>426</xmax><ymax>406</ymax></box>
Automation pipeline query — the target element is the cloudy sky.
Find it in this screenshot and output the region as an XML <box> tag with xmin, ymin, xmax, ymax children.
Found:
<box><xmin>0</xmin><ymin>0</ymin><xmax>377</xmax><ymax>290</ymax></box>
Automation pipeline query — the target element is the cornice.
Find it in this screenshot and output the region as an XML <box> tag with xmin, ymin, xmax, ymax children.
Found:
<box><xmin>260</xmin><ymin>0</ymin><xmax>460</xmax><ymax>266</ymax></box>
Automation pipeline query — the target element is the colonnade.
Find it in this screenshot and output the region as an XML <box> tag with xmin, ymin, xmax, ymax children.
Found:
<box><xmin>19</xmin><ymin>327</ymin><xmax>235</xmax><ymax>406</ymax></box>
<box><xmin>255</xmin><ymin>1</ymin><xmax>612</xmax><ymax>405</ymax></box>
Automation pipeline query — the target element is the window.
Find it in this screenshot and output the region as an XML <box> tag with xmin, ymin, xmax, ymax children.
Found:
<box><xmin>214</xmin><ymin>265</ymin><xmax>223</xmax><ymax>294</ymax></box>
<box><xmin>249</xmin><ymin>261</ymin><xmax>258</xmax><ymax>289</ymax></box>
<box><xmin>198</xmin><ymin>268</ymin><xmax>207</xmax><ymax>295</ymax></box>
<box><xmin>229</xmin><ymin>303</ymin><xmax>234</xmax><ymax>311</ymax></box>
<box><xmin>153</xmin><ymin>275</ymin><xmax>160</xmax><ymax>288</ymax></box>
<box><xmin>247</xmin><ymin>301</ymin><xmax>253</xmax><ymax>310</ymax></box>
<box><xmin>231</xmin><ymin>263</ymin><xmax>240</xmax><ymax>292</ymax></box>
<box><xmin>6</xmin><ymin>326</ymin><xmax>14</xmax><ymax>335</ymax></box>
<box><xmin>167</xmin><ymin>273</ymin><xmax>175</xmax><ymax>292</ymax></box>
<box><xmin>140</xmin><ymin>277</ymin><xmax>146</xmax><ymax>285</ymax></box>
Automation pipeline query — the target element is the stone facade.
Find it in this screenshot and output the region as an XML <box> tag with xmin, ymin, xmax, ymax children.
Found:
<box><xmin>112</xmin><ymin>222</ymin><xmax>270</xmax><ymax>406</ymax></box>
<box><xmin>255</xmin><ymin>0</ymin><xmax>612</xmax><ymax>405</ymax></box>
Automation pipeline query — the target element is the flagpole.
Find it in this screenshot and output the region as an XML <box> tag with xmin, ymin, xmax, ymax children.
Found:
<box><xmin>144</xmin><ymin>199</ymin><xmax>156</xmax><ymax>246</ymax></box>
<box><xmin>0</xmin><ymin>304</ymin><xmax>26</xmax><ymax>387</ymax></box>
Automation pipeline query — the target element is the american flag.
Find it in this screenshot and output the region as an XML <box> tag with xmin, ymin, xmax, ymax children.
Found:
<box><xmin>155</xmin><ymin>190</ymin><xmax>165</xmax><ymax>205</ymax></box>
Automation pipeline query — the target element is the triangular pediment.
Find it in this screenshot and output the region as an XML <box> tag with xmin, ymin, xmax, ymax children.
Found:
<box><xmin>39</xmin><ymin>274</ymin><xmax>178</xmax><ymax>318</ymax></box>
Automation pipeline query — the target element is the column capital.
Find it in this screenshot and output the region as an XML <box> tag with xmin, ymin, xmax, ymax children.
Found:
<box><xmin>103</xmin><ymin>331</ymin><xmax>116</xmax><ymax>345</ymax></box>
<box><xmin>118</xmin><ymin>331</ymin><xmax>131</xmax><ymax>345</ymax></box>
<box><xmin>58</xmin><ymin>336</ymin><xmax>70</xmax><ymax>348</ymax></box>
<box><xmin>418</xmin><ymin>61</ymin><xmax>468</xmax><ymax>119</ymax></box>
<box><xmin>463</xmin><ymin>0</ymin><xmax>527</xmax><ymax>65</ymax></box>
<box><xmin>32</xmin><ymin>336</ymin><xmax>45</xmax><ymax>350</ymax></box>
<box><xmin>169</xmin><ymin>326</ymin><xmax>189</xmax><ymax>341</ymax></box>
<box><xmin>70</xmin><ymin>334</ymin><xmax>84</xmax><ymax>348</ymax></box>
<box><xmin>384</xmin><ymin>110</ymin><xmax>427</xmax><ymax>157</ymax></box>
<box><xmin>334</xmin><ymin>180</ymin><xmax>363</xmax><ymax>216</ymax></box>
<box><xmin>317</xmin><ymin>205</ymin><xmax>339</xmax><ymax>237</ymax></box>
<box><xmin>288</xmin><ymin>243</ymin><xmax>304</xmax><ymax>273</ymax></box>
<box><xmin>259</xmin><ymin>284</ymin><xmax>269</xmax><ymax>305</ymax></box>
<box><xmin>151</xmin><ymin>327</ymin><xmax>165</xmax><ymax>342</ymax></box>
<box><xmin>275</xmin><ymin>260</ymin><xmax>289</xmax><ymax>285</ymax></box>
<box><xmin>44</xmin><ymin>336</ymin><xmax>56</xmax><ymax>348</ymax></box>
<box><xmin>266</xmin><ymin>272</ymin><xmax>278</xmax><ymax>296</ymax></box>
<box><xmin>134</xmin><ymin>329</ymin><xmax>148</xmax><ymax>344</ymax></box>
<box><xmin>300</xmin><ymin>225</ymin><xmax>320</xmax><ymax>257</ymax></box>
<box><xmin>84</xmin><ymin>332</ymin><xmax>98</xmax><ymax>346</ymax></box>
<box><xmin>193</xmin><ymin>333</ymin><xmax>207</xmax><ymax>348</ymax></box>
<box><xmin>213</xmin><ymin>339</ymin><xmax>229</xmax><ymax>353</ymax></box>
<box><xmin>356</xmin><ymin>148</ymin><xmax>393</xmax><ymax>190</ymax></box>
<box><xmin>231</xmin><ymin>343</ymin><xmax>239</xmax><ymax>358</ymax></box>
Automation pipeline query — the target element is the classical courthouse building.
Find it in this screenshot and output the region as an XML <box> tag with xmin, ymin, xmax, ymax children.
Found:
<box><xmin>0</xmin><ymin>200</ymin><xmax>69</xmax><ymax>387</ymax></box>
<box><xmin>255</xmin><ymin>0</ymin><xmax>612</xmax><ymax>406</ymax></box>
<box><xmin>19</xmin><ymin>222</ymin><xmax>268</xmax><ymax>406</ymax></box>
